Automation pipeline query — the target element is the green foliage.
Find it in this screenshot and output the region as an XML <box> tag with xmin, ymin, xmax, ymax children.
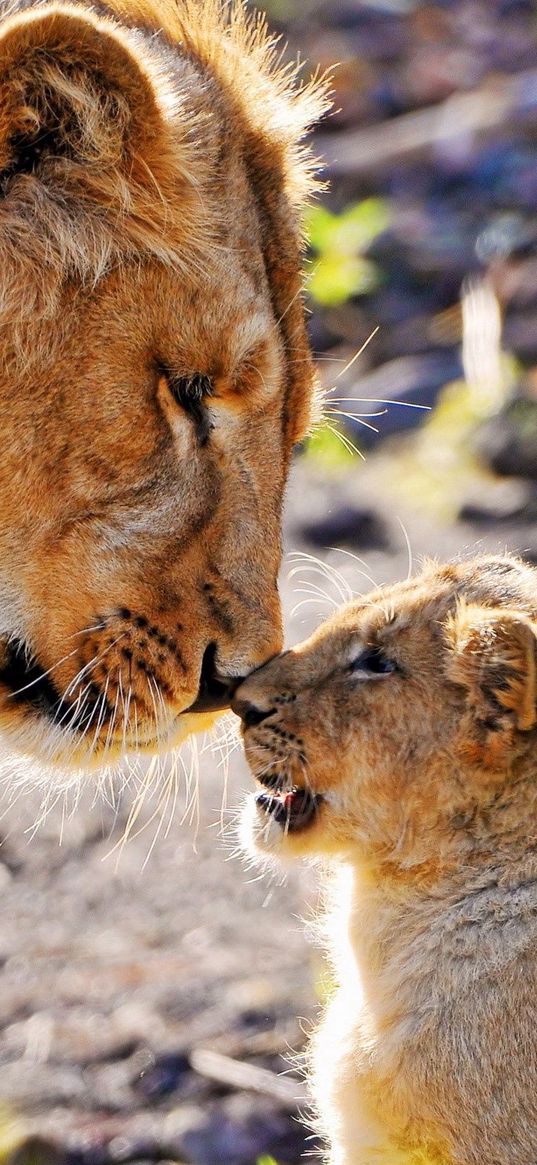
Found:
<box><xmin>258</xmin><ymin>0</ymin><xmax>315</xmax><ymax>17</ymax></box>
<box><xmin>385</xmin><ymin>378</ymin><xmax>502</xmax><ymax>520</ymax></box>
<box><xmin>306</xmin><ymin>198</ymin><xmax>390</xmax><ymax>306</ymax></box>
<box><xmin>305</xmin><ymin>423</ymin><xmax>358</xmax><ymax>469</ymax></box>
<box><xmin>257</xmin><ymin>1157</ymin><xmax>279</xmax><ymax>1165</ymax></box>
<box><xmin>307</xmin><ymin>199</ymin><xmax>390</xmax><ymax>253</ymax></box>
<box><xmin>0</xmin><ymin>1109</ymin><xmax>23</xmax><ymax>1164</ymax></box>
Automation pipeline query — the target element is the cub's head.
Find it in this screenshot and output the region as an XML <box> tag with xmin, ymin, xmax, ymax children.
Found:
<box><xmin>0</xmin><ymin>0</ymin><xmax>328</xmax><ymax>775</ymax></box>
<box><xmin>237</xmin><ymin>556</ymin><xmax>537</xmax><ymax>876</ymax></box>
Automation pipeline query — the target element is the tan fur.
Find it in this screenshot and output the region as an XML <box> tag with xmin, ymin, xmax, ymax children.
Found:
<box><xmin>0</xmin><ymin>0</ymin><xmax>328</xmax><ymax>775</ymax></box>
<box><xmin>238</xmin><ymin>555</ymin><xmax>537</xmax><ymax>1164</ymax></box>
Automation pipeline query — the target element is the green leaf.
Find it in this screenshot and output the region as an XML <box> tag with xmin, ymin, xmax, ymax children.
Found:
<box><xmin>305</xmin><ymin>424</ymin><xmax>358</xmax><ymax>468</ymax></box>
<box><xmin>257</xmin><ymin>1157</ymin><xmax>279</xmax><ymax>1165</ymax></box>
<box><xmin>305</xmin><ymin>198</ymin><xmax>390</xmax><ymax>305</ymax></box>
<box><xmin>308</xmin><ymin>254</ymin><xmax>380</xmax><ymax>306</ymax></box>
<box><xmin>305</xmin><ymin>204</ymin><xmax>339</xmax><ymax>252</ymax></box>
<box><xmin>306</xmin><ymin>198</ymin><xmax>390</xmax><ymax>258</ymax></box>
<box><xmin>338</xmin><ymin>197</ymin><xmax>391</xmax><ymax>247</ymax></box>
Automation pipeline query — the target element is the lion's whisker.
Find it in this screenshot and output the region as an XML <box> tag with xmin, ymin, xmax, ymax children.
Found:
<box><xmin>333</xmin><ymin>326</ymin><xmax>380</xmax><ymax>382</ymax></box>
<box><xmin>324</xmin><ymin>406</ymin><xmax>383</xmax><ymax>434</ymax></box>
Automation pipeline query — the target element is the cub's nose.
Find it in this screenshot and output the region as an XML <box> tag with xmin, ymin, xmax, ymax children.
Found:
<box><xmin>188</xmin><ymin>643</ymin><xmax>243</xmax><ymax>713</ymax></box>
<box><xmin>231</xmin><ymin>684</ymin><xmax>274</xmax><ymax>728</ymax></box>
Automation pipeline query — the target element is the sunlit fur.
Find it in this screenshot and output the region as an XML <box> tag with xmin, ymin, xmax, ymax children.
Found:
<box><xmin>0</xmin><ymin>0</ymin><xmax>328</xmax><ymax>778</ymax></box>
<box><xmin>240</xmin><ymin>554</ymin><xmax>537</xmax><ymax>1164</ymax></box>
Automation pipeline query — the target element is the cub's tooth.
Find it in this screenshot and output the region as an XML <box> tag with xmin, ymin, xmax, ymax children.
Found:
<box><xmin>255</xmin><ymin>792</ymin><xmax>289</xmax><ymax>827</ymax></box>
<box><xmin>256</xmin><ymin>793</ymin><xmax>279</xmax><ymax>812</ymax></box>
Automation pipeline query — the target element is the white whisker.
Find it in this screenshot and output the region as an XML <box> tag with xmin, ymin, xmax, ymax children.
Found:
<box><xmin>333</xmin><ymin>326</ymin><xmax>380</xmax><ymax>381</ymax></box>
<box><xmin>325</xmin><ymin>407</ymin><xmax>383</xmax><ymax>434</ymax></box>
<box><xmin>397</xmin><ymin>517</ymin><xmax>414</xmax><ymax>582</ymax></box>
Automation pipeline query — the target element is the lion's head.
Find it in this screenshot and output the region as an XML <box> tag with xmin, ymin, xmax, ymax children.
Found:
<box><xmin>0</xmin><ymin>0</ymin><xmax>328</xmax><ymax>775</ymax></box>
<box><xmin>238</xmin><ymin>556</ymin><xmax>537</xmax><ymax>876</ymax></box>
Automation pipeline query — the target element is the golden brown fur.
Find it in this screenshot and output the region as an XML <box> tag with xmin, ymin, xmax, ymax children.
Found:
<box><xmin>0</xmin><ymin>0</ymin><xmax>328</xmax><ymax>775</ymax></box>
<box><xmin>238</xmin><ymin>555</ymin><xmax>537</xmax><ymax>1164</ymax></box>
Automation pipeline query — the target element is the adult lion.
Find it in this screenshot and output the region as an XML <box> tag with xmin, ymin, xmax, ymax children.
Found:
<box><xmin>0</xmin><ymin>0</ymin><xmax>326</xmax><ymax>776</ymax></box>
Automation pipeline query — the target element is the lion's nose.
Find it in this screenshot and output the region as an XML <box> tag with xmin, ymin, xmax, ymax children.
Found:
<box><xmin>188</xmin><ymin>643</ymin><xmax>243</xmax><ymax>713</ymax></box>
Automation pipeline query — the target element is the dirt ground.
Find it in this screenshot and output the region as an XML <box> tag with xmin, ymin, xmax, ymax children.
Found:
<box><xmin>1</xmin><ymin>451</ymin><xmax>534</xmax><ymax>1165</ymax></box>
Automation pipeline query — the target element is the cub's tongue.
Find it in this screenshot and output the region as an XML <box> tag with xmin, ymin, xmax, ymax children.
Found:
<box><xmin>256</xmin><ymin>787</ymin><xmax>319</xmax><ymax>833</ymax></box>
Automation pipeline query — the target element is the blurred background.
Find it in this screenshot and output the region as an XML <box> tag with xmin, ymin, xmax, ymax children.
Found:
<box><xmin>2</xmin><ymin>2</ymin><xmax>537</xmax><ymax>1163</ymax></box>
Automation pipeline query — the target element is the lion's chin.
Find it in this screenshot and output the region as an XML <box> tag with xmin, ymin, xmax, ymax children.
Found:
<box><xmin>0</xmin><ymin>706</ymin><xmax>223</xmax><ymax>781</ymax></box>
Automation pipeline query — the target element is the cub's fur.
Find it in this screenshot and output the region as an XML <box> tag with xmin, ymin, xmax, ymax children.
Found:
<box><xmin>0</xmin><ymin>0</ymin><xmax>327</xmax><ymax>776</ymax></box>
<box><xmin>238</xmin><ymin>555</ymin><xmax>537</xmax><ymax>1165</ymax></box>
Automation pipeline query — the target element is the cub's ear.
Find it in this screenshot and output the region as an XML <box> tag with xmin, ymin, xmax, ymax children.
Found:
<box><xmin>0</xmin><ymin>4</ymin><xmax>196</xmax><ymax>285</ymax></box>
<box><xmin>447</xmin><ymin>604</ymin><xmax>537</xmax><ymax>767</ymax></box>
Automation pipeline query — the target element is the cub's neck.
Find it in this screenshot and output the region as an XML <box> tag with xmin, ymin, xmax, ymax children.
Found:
<box><xmin>329</xmin><ymin>855</ymin><xmax>537</xmax><ymax>1012</ymax></box>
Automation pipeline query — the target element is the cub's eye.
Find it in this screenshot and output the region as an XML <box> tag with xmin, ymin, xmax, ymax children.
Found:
<box><xmin>349</xmin><ymin>646</ymin><xmax>397</xmax><ymax>676</ymax></box>
<box><xmin>165</xmin><ymin>370</ymin><xmax>214</xmax><ymax>446</ymax></box>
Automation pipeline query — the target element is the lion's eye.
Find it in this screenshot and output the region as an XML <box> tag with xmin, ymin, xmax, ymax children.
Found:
<box><xmin>167</xmin><ymin>372</ymin><xmax>214</xmax><ymax>446</ymax></box>
<box><xmin>349</xmin><ymin>647</ymin><xmax>397</xmax><ymax>676</ymax></box>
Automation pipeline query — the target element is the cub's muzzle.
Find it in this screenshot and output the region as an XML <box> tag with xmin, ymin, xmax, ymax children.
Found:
<box><xmin>256</xmin><ymin>788</ymin><xmax>322</xmax><ymax>833</ymax></box>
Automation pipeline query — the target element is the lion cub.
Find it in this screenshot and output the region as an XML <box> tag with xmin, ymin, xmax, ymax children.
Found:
<box><xmin>235</xmin><ymin>555</ymin><xmax>537</xmax><ymax>1165</ymax></box>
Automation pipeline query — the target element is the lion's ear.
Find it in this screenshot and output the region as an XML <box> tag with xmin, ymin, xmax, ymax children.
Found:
<box><xmin>0</xmin><ymin>4</ymin><xmax>195</xmax><ymax>280</ymax></box>
<box><xmin>447</xmin><ymin>604</ymin><xmax>537</xmax><ymax>767</ymax></box>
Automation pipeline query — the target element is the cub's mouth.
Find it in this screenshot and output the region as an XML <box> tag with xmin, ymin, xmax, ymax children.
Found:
<box><xmin>256</xmin><ymin>785</ymin><xmax>322</xmax><ymax>833</ymax></box>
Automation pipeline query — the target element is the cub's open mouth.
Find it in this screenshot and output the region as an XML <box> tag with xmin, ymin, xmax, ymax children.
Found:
<box><xmin>256</xmin><ymin>787</ymin><xmax>322</xmax><ymax>833</ymax></box>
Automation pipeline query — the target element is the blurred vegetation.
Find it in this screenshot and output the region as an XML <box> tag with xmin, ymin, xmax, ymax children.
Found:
<box><xmin>305</xmin><ymin>198</ymin><xmax>390</xmax><ymax>307</ymax></box>
<box><xmin>0</xmin><ymin>1111</ymin><xmax>23</xmax><ymax>1165</ymax></box>
<box><xmin>306</xmin><ymin>423</ymin><xmax>357</xmax><ymax>470</ymax></box>
<box><xmin>279</xmin><ymin>0</ymin><xmax>537</xmax><ymax>532</ymax></box>
<box><xmin>389</xmin><ymin>379</ymin><xmax>498</xmax><ymax>520</ymax></box>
